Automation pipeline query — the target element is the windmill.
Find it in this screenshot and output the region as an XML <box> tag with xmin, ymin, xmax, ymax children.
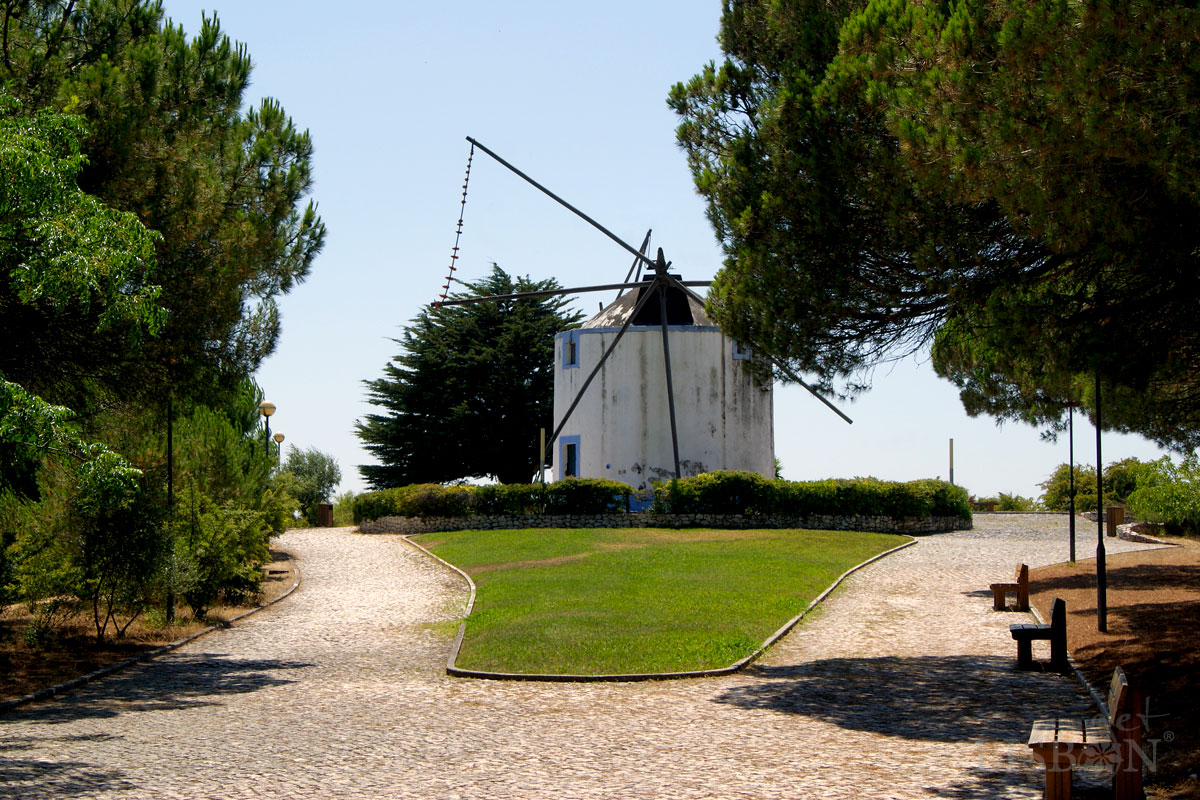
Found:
<box><xmin>434</xmin><ymin>137</ymin><xmax>850</xmax><ymax>486</ymax></box>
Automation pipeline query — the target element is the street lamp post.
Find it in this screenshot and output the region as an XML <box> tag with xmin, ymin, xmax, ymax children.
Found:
<box><xmin>273</xmin><ymin>432</ymin><xmax>285</xmax><ymax>465</ymax></box>
<box><xmin>1064</xmin><ymin>401</ymin><xmax>1079</xmax><ymax>563</ymax></box>
<box><xmin>258</xmin><ymin>401</ymin><xmax>276</xmax><ymax>456</ymax></box>
<box><xmin>1095</xmin><ymin>373</ymin><xmax>1107</xmax><ymax>633</ymax></box>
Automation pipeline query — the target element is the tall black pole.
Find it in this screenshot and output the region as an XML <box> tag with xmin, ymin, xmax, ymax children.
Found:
<box><xmin>1096</xmin><ymin>372</ymin><xmax>1107</xmax><ymax>632</ymax></box>
<box><xmin>264</xmin><ymin>415</ymin><xmax>271</xmax><ymax>456</ymax></box>
<box><xmin>1068</xmin><ymin>404</ymin><xmax>1076</xmax><ymax>562</ymax></box>
<box><xmin>656</xmin><ymin>252</ymin><xmax>682</xmax><ymax>481</ymax></box>
<box><xmin>166</xmin><ymin>396</ymin><xmax>175</xmax><ymax>623</ymax></box>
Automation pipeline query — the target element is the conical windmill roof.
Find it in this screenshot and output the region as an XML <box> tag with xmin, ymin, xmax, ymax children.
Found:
<box><xmin>582</xmin><ymin>280</ymin><xmax>715</xmax><ymax>329</ymax></box>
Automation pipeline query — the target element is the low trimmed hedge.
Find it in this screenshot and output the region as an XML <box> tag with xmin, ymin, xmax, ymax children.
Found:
<box><xmin>352</xmin><ymin>478</ymin><xmax>632</xmax><ymax>523</ymax></box>
<box><xmin>352</xmin><ymin>472</ymin><xmax>972</xmax><ymax>523</ymax></box>
<box><xmin>651</xmin><ymin>471</ymin><xmax>971</xmax><ymax>520</ymax></box>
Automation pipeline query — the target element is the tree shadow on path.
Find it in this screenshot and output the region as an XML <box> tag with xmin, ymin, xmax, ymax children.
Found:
<box><xmin>714</xmin><ymin>654</ymin><xmax>1111</xmax><ymax>799</ymax></box>
<box><xmin>0</xmin><ymin>653</ymin><xmax>313</xmax><ymax>799</ymax></box>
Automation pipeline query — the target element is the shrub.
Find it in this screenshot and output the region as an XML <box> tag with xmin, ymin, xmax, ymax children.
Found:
<box><xmin>995</xmin><ymin>493</ymin><xmax>1039</xmax><ymax>512</ymax></box>
<box><xmin>543</xmin><ymin>478</ymin><xmax>632</xmax><ymax>514</ymax></box>
<box><xmin>1126</xmin><ymin>456</ymin><xmax>1200</xmax><ymax>534</ymax></box>
<box><xmin>351</xmin><ymin>474</ymin><xmax>968</xmax><ymax>523</ymax></box>
<box><xmin>332</xmin><ymin>491</ymin><xmax>357</xmax><ymax>526</ymax></box>
<box><xmin>353</xmin><ymin>479</ymin><xmax>632</xmax><ymax>521</ymax></box>
<box><xmin>652</xmin><ymin>471</ymin><xmax>775</xmax><ymax>514</ymax></box>
<box><xmin>474</xmin><ymin>483</ymin><xmax>546</xmax><ymax>515</ymax></box>
<box><xmin>401</xmin><ymin>484</ymin><xmax>477</xmax><ymax>517</ymax></box>
<box><xmin>653</xmin><ymin>472</ymin><xmax>970</xmax><ymax>520</ymax></box>
<box><xmin>172</xmin><ymin>486</ymin><xmax>270</xmax><ymax>620</ymax></box>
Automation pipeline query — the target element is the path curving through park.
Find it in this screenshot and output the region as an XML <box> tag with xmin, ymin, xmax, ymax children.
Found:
<box><xmin>0</xmin><ymin>518</ymin><xmax>1159</xmax><ymax>799</ymax></box>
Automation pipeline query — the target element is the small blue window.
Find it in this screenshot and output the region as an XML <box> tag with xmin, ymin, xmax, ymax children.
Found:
<box><xmin>559</xmin><ymin>435</ymin><xmax>581</xmax><ymax>479</ymax></box>
<box><xmin>563</xmin><ymin>331</ymin><xmax>581</xmax><ymax>369</ymax></box>
<box><xmin>732</xmin><ymin>340</ymin><xmax>750</xmax><ymax>360</ymax></box>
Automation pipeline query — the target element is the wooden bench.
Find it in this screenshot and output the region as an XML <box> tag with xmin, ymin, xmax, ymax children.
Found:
<box><xmin>990</xmin><ymin>563</ymin><xmax>1030</xmax><ymax>611</ymax></box>
<box><xmin>1027</xmin><ymin>666</ymin><xmax>1145</xmax><ymax>799</ymax></box>
<box><xmin>1010</xmin><ymin>596</ymin><xmax>1069</xmax><ymax>672</ymax></box>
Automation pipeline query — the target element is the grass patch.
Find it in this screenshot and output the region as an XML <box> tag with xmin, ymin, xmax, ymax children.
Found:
<box><xmin>416</xmin><ymin>528</ymin><xmax>906</xmax><ymax>675</ymax></box>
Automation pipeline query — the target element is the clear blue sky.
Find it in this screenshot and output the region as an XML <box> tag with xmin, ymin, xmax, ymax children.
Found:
<box><xmin>159</xmin><ymin>0</ymin><xmax>1171</xmax><ymax>500</ymax></box>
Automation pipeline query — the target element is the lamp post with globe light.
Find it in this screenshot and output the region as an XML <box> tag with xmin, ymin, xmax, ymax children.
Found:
<box><xmin>258</xmin><ymin>401</ymin><xmax>276</xmax><ymax>456</ymax></box>
<box><xmin>273</xmin><ymin>432</ymin><xmax>285</xmax><ymax>466</ymax></box>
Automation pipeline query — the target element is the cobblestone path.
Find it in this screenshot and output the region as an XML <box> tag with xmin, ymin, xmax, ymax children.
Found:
<box><xmin>0</xmin><ymin>517</ymin><xmax>1158</xmax><ymax>799</ymax></box>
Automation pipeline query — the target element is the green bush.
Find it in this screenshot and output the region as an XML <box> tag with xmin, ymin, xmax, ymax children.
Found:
<box><xmin>332</xmin><ymin>491</ymin><xmax>357</xmax><ymax>526</ymax></box>
<box><xmin>402</xmin><ymin>484</ymin><xmax>477</xmax><ymax>517</ymax></box>
<box><xmin>653</xmin><ymin>472</ymin><xmax>971</xmax><ymax>520</ymax></box>
<box><xmin>172</xmin><ymin>486</ymin><xmax>270</xmax><ymax>620</ymax></box>
<box><xmin>975</xmin><ymin>492</ymin><xmax>1040</xmax><ymax>511</ymax></box>
<box><xmin>353</xmin><ymin>479</ymin><xmax>632</xmax><ymax>521</ymax></box>
<box><xmin>543</xmin><ymin>478</ymin><xmax>632</xmax><ymax>514</ymax></box>
<box><xmin>351</xmin><ymin>474</ymin><xmax>969</xmax><ymax>523</ymax></box>
<box><xmin>1126</xmin><ymin>456</ymin><xmax>1200</xmax><ymax>534</ymax></box>
<box><xmin>474</xmin><ymin>483</ymin><xmax>546</xmax><ymax>515</ymax></box>
<box><xmin>651</xmin><ymin>471</ymin><xmax>775</xmax><ymax>514</ymax></box>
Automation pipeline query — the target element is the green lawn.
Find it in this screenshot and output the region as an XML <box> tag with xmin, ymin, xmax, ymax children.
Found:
<box><xmin>416</xmin><ymin>527</ymin><xmax>907</xmax><ymax>675</ymax></box>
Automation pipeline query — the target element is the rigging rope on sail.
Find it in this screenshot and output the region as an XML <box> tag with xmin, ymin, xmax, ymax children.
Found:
<box><xmin>434</xmin><ymin>141</ymin><xmax>475</xmax><ymax>308</ymax></box>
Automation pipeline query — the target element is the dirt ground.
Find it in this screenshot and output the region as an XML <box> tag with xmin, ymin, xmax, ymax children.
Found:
<box><xmin>0</xmin><ymin>549</ymin><xmax>296</xmax><ymax>705</ymax></box>
<box><xmin>1029</xmin><ymin>535</ymin><xmax>1200</xmax><ymax>799</ymax></box>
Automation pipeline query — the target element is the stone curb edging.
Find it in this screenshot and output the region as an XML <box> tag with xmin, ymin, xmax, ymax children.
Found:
<box><xmin>403</xmin><ymin>533</ymin><xmax>918</xmax><ymax>683</ymax></box>
<box><xmin>0</xmin><ymin>554</ymin><xmax>302</xmax><ymax>715</ymax></box>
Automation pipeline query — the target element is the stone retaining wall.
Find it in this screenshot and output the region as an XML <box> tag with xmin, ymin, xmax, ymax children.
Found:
<box><xmin>358</xmin><ymin>512</ymin><xmax>972</xmax><ymax>535</ymax></box>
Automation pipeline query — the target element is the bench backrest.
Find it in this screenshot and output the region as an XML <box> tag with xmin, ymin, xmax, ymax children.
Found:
<box><xmin>1107</xmin><ymin>666</ymin><xmax>1129</xmax><ymax>723</ymax></box>
<box><xmin>1049</xmin><ymin>597</ymin><xmax>1066</xmax><ymax>629</ymax></box>
<box><xmin>1016</xmin><ymin>563</ymin><xmax>1028</xmax><ymax>584</ymax></box>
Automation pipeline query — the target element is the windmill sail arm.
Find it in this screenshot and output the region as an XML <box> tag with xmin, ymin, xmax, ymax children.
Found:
<box><xmin>770</xmin><ymin>358</ymin><xmax>854</xmax><ymax>425</ymax></box>
<box><xmin>467</xmin><ymin>137</ymin><xmax>658</xmax><ymax>271</ymax></box>
<box><xmin>433</xmin><ymin>281</ymin><xmax>660</xmax><ymax>308</ymax></box>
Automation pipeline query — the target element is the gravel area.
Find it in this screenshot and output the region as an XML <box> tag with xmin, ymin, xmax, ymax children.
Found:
<box><xmin>0</xmin><ymin>516</ymin><xmax>1161</xmax><ymax>799</ymax></box>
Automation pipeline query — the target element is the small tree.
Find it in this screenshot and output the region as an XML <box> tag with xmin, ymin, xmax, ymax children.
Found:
<box><xmin>283</xmin><ymin>446</ymin><xmax>341</xmax><ymax>520</ymax></box>
<box><xmin>1040</xmin><ymin>464</ymin><xmax>1099</xmax><ymax>514</ymax></box>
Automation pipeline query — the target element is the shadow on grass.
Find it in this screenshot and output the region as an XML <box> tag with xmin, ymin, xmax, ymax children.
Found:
<box><xmin>716</xmin><ymin>655</ymin><xmax>1109</xmax><ymax>799</ymax></box>
<box><xmin>0</xmin><ymin>653</ymin><xmax>312</xmax><ymax>798</ymax></box>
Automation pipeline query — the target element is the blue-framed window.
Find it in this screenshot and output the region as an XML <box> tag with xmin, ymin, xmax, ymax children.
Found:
<box><xmin>732</xmin><ymin>340</ymin><xmax>750</xmax><ymax>360</ymax></box>
<box><xmin>562</xmin><ymin>331</ymin><xmax>581</xmax><ymax>369</ymax></box>
<box><xmin>559</xmin><ymin>435</ymin><xmax>581</xmax><ymax>479</ymax></box>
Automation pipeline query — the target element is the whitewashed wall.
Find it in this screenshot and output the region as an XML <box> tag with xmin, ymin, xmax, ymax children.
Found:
<box><xmin>552</xmin><ymin>325</ymin><xmax>774</xmax><ymax>490</ymax></box>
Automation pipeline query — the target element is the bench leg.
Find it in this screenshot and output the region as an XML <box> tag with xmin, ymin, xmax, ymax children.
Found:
<box><xmin>1016</xmin><ymin>638</ymin><xmax>1035</xmax><ymax>670</ymax></box>
<box><xmin>993</xmin><ymin>589</ymin><xmax>1007</xmax><ymax>611</ymax></box>
<box><xmin>1114</xmin><ymin>747</ymin><xmax>1145</xmax><ymax>800</ymax></box>
<box><xmin>1044</xmin><ymin>761</ymin><xmax>1072</xmax><ymax>800</ymax></box>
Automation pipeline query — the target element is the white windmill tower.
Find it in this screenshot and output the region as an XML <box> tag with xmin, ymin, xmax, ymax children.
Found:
<box><xmin>552</xmin><ymin>247</ymin><xmax>773</xmax><ymax>490</ymax></box>
<box><xmin>434</xmin><ymin>138</ymin><xmax>850</xmax><ymax>489</ymax></box>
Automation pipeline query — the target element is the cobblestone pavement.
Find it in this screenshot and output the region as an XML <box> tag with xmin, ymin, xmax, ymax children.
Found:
<box><xmin>0</xmin><ymin>517</ymin><xmax>1160</xmax><ymax>799</ymax></box>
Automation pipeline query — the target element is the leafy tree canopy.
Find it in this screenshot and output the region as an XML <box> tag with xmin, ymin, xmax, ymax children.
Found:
<box><xmin>1</xmin><ymin>91</ymin><xmax>160</xmax><ymax>497</ymax></box>
<box><xmin>282</xmin><ymin>445</ymin><xmax>341</xmax><ymax>517</ymax></box>
<box><xmin>2</xmin><ymin>1</ymin><xmax>325</xmax><ymax>408</ymax></box>
<box><xmin>357</xmin><ymin>265</ymin><xmax>584</xmax><ymax>488</ymax></box>
<box><xmin>670</xmin><ymin>0</ymin><xmax>1200</xmax><ymax>449</ymax></box>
